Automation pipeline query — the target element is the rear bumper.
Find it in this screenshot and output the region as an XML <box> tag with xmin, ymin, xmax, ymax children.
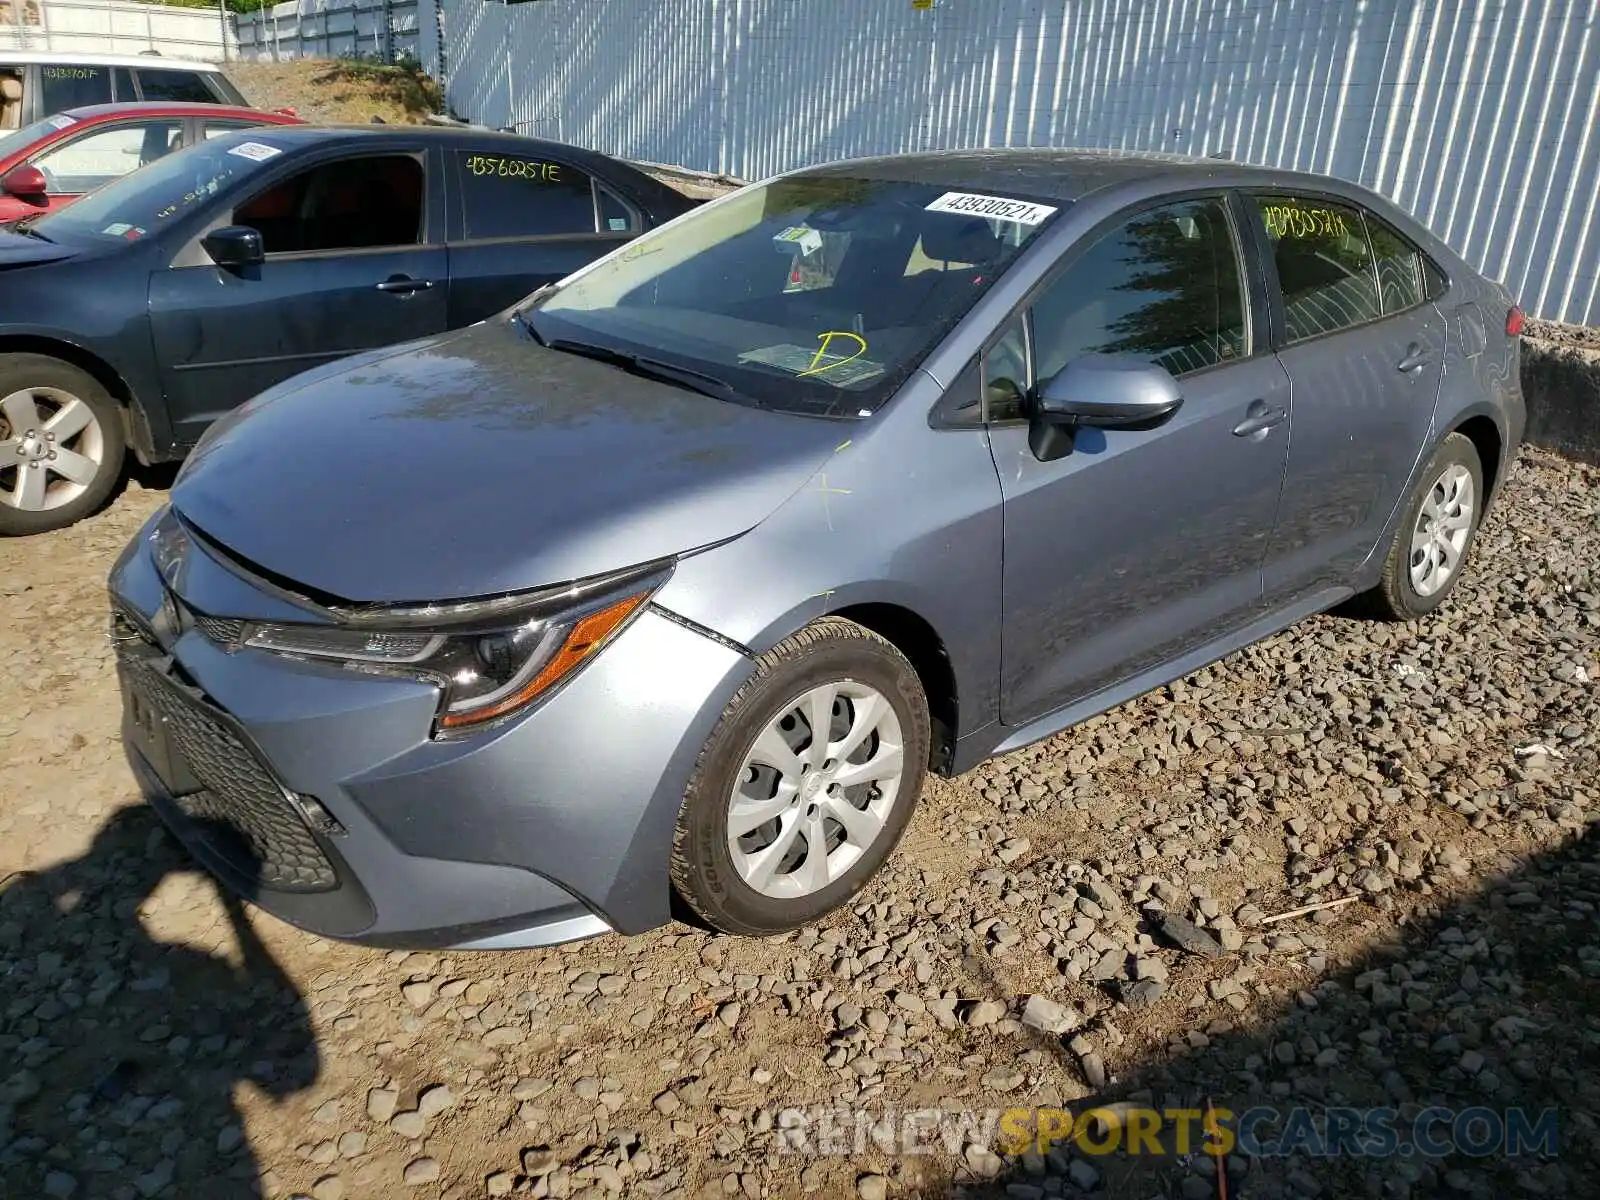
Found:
<box><xmin>109</xmin><ymin>512</ymin><xmax>750</xmax><ymax>948</ymax></box>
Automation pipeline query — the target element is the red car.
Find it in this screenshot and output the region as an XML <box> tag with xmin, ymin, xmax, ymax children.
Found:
<box><xmin>0</xmin><ymin>101</ymin><xmax>302</xmax><ymax>224</ymax></box>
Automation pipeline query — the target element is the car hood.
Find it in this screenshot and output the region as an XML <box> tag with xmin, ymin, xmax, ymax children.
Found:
<box><xmin>171</xmin><ymin>320</ymin><xmax>849</xmax><ymax>603</ymax></box>
<box><xmin>0</xmin><ymin>229</ymin><xmax>81</xmax><ymax>270</ymax></box>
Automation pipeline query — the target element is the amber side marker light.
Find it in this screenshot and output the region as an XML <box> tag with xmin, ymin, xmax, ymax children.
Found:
<box><xmin>437</xmin><ymin>591</ymin><xmax>650</xmax><ymax>730</ymax></box>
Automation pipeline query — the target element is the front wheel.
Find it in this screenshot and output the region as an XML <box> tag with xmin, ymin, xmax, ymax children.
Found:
<box><xmin>1356</xmin><ymin>431</ymin><xmax>1485</xmax><ymax>620</ymax></box>
<box><xmin>0</xmin><ymin>354</ymin><xmax>126</xmax><ymax>536</ymax></box>
<box><xmin>670</xmin><ymin>617</ymin><xmax>930</xmax><ymax>936</ymax></box>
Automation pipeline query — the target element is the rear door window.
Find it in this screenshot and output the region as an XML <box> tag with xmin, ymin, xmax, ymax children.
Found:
<box><xmin>455</xmin><ymin>149</ymin><xmax>597</xmax><ymax>240</ymax></box>
<box><xmin>39</xmin><ymin>64</ymin><xmax>113</xmax><ymax>113</ymax></box>
<box><xmin>1363</xmin><ymin>210</ymin><xmax>1439</xmax><ymax>315</ymax></box>
<box><xmin>1254</xmin><ymin>195</ymin><xmax>1380</xmax><ymax>342</ymax></box>
<box><xmin>135</xmin><ymin>69</ymin><xmax>216</xmax><ymax>104</ymax></box>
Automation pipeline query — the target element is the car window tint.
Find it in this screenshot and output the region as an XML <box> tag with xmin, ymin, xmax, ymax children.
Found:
<box><xmin>458</xmin><ymin>150</ymin><xmax>595</xmax><ymax>240</ymax></box>
<box><xmin>234</xmin><ymin>155</ymin><xmax>424</xmax><ymax>255</ymax></box>
<box><xmin>984</xmin><ymin>316</ymin><xmax>1030</xmax><ymax>422</ymax></box>
<box><xmin>111</xmin><ymin>67</ymin><xmax>136</xmax><ymax>102</ymax></box>
<box><xmin>596</xmin><ymin>182</ymin><xmax>638</xmax><ymax>233</ymax></box>
<box><xmin>1256</xmin><ymin>195</ymin><xmax>1380</xmax><ymax>342</ymax></box>
<box><xmin>34</xmin><ymin>120</ymin><xmax>183</xmax><ymax>195</ymax></box>
<box><xmin>135</xmin><ymin>69</ymin><xmax>215</xmax><ymax>104</ymax></box>
<box><xmin>1364</xmin><ymin>210</ymin><xmax>1430</xmax><ymax>315</ymax></box>
<box><xmin>1030</xmin><ymin>197</ymin><xmax>1248</xmax><ymax>384</ymax></box>
<box><xmin>39</xmin><ymin>64</ymin><xmax>113</xmax><ymax>112</ymax></box>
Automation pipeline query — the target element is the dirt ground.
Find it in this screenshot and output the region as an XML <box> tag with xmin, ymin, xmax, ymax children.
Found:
<box><xmin>1</xmin><ymin>447</ymin><xmax>1597</xmax><ymax>1200</ymax></box>
<box><xmin>225</xmin><ymin>60</ymin><xmax>444</xmax><ymax>127</ymax></box>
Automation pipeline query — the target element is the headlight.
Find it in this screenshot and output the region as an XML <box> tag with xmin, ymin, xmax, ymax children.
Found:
<box><xmin>240</xmin><ymin>563</ymin><xmax>669</xmax><ymax>734</ymax></box>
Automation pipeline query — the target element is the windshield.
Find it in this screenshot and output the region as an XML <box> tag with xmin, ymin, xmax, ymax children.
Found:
<box><xmin>528</xmin><ymin>174</ymin><xmax>1061</xmax><ymax>416</ymax></box>
<box><xmin>0</xmin><ymin>113</ymin><xmax>78</xmax><ymax>161</ymax></box>
<box><xmin>33</xmin><ymin>132</ymin><xmax>290</xmax><ymax>243</ymax></box>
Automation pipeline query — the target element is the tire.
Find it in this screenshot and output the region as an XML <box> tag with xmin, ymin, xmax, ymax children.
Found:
<box><xmin>0</xmin><ymin>354</ymin><xmax>126</xmax><ymax>536</ymax></box>
<box><xmin>1355</xmin><ymin>432</ymin><xmax>1485</xmax><ymax>621</ymax></box>
<box><xmin>671</xmin><ymin>617</ymin><xmax>931</xmax><ymax>936</ymax></box>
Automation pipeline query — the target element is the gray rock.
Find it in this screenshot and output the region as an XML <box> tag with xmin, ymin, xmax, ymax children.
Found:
<box><xmin>965</xmin><ymin>1000</ymin><xmax>1008</xmax><ymax>1026</ymax></box>
<box><xmin>366</xmin><ymin>1087</ymin><xmax>399</xmax><ymax>1123</ymax></box>
<box><xmin>1021</xmin><ymin>995</ymin><xmax>1079</xmax><ymax>1034</ymax></box>
<box><xmin>402</xmin><ymin>1157</ymin><xmax>440</xmax><ymax>1186</ymax></box>
<box><xmin>416</xmin><ymin>1084</ymin><xmax>454</xmax><ymax>1119</ymax></box>
<box><xmin>1156</xmin><ymin>913</ymin><xmax>1226</xmax><ymax>958</ymax></box>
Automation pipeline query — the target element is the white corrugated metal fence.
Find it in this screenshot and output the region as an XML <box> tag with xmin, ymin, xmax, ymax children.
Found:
<box><xmin>2</xmin><ymin>0</ymin><xmax>235</xmax><ymax>59</ymax></box>
<box><xmin>425</xmin><ymin>0</ymin><xmax>1600</xmax><ymax>326</ymax></box>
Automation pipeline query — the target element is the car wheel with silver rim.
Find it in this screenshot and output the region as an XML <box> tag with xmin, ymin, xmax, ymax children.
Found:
<box><xmin>1358</xmin><ymin>431</ymin><xmax>1486</xmax><ymax>620</ymax></box>
<box><xmin>671</xmin><ymin>617</ymin><xmax>930</xmax><ymax>935</ymax></box>
<box><xmin>0</xmin><ymin>354</ymin><xmax>126</xmax><ymax>536</ymax></box>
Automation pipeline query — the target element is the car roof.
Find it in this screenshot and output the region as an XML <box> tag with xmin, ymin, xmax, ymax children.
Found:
<box><xmin>201</xmin><ymin>122</ymin><xmax>648</xmax><ymax>169</ymax></box>
<box><xmin>792</xmin><ymin>147</ymin><xmax>1324</xmax><ymax>203</ymax></box>
<box><xmin>205</xmin><ymin>122</ymin><xmax>608</xmax><ymax>148</ymax></box>
<box><xmin>60</xmin><ymin>101</ymin><xmax>290</xmax><ymax>121</ymax></box>
<box><xmin>0</xmin><ymin>50</ymin><xmax>222</xmax><ymax>71</ymax></box>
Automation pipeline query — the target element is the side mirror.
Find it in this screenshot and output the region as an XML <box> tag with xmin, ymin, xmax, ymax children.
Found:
<box><xmin>1029</xmin><ymin>354</ymin><xmax>1184</xmax><ymax>461</ymax></box>
<box><xmin>0</xmin><ymin>164</ymin><xmax>47</xmax><ymax>200</ymax></box>
<box><xmin>201</xmin><ymin>225</ymin><xmax>265</xmax><ymax>269</ymax></box>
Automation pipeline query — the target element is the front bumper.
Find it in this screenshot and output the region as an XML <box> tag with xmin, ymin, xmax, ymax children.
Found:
<box><xmin>108</xmin><ymin>513</ymin><xmax>750</xmax><ymax>948</ymax></box>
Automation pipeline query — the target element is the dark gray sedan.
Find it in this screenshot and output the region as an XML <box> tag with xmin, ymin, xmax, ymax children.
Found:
<box><xmin>109</xmin><ymin>149</ymin><xmax>1524</xmax><ymax>948</ymax></box>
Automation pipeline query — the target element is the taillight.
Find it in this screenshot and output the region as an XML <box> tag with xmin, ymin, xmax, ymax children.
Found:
<box><xmin>1505</xmin><ymin>305</ymin><xmax>1525</xmax><ymax>337</ymax></box>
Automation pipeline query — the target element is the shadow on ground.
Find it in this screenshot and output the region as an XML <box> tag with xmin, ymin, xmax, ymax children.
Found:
<box><xmin>911</xmin><ymin>823</ymin><xmax>1600</xmax><ymax>1199</ymax></box>
<box><xmin>0</xmin><ymin>808</ymin><xmax>318</xmax><ymax>1200</ymax></box>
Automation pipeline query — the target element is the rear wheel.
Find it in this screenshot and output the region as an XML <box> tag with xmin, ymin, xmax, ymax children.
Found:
<box><xmin>0</xmin><ymin>354</ymin><xmax>125</xmax><ymax>536</ymax></box>
<box><xmin>1356</xmin><ymin>432</ymin><xmax>1484</xmax><ymax>620</ymax></box>
<box><xmin>670</xmin><ymin>618</ymin><xmax>930</xmax><ymax>936</ymax></box>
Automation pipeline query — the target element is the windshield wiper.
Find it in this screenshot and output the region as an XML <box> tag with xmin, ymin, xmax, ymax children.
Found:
<box><xmin>511</xmin><ymin>285</ymin><xmax>561</xmax><ymax>341</ymax></box>
<box><xmin>8</xmin><ymin>215</ymin><xmax>52</xmax><ymax>241</ymax></box>
<box><xmin>546</xmin><ymin>337</ymin><xmax>758</xmax><ymax>408</ymax></box>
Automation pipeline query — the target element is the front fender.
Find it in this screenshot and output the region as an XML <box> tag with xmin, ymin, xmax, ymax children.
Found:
<box><xmin>652</xmin><ymin>401</ymin><xmax>1005</xmax><ymax>742</ymax></box>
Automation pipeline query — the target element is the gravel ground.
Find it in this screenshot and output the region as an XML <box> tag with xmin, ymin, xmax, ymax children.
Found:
<box><xmin>1</xmin><ymin>447</ymin><xmax>1597</xmax><ymax>1200</ymax></box>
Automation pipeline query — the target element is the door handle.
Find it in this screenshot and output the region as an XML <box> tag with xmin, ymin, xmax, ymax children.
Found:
<box><xmin>1232</xmin><ymin>400</ymin><xmax>1287</xmax><ymax>439</ymax></box>
<box><xmin>376</xmin><ymin>276</ymin><xmax>434</xmax><ymax>295</ymax></box>
<box><xmin>1396</xmin><ymin>343</ymin><xmax>1431</xmax><ymax>373</ymax></box>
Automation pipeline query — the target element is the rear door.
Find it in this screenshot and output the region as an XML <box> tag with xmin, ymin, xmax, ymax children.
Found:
<box><xmin>148</xmin><ymin>144</ymin><xmax>449</xmax><ymax>445</ymax></box>
<box><xmin>444</xmin><ymin>144</ymin><xmax>640</xmax><ymax>324</ymax></box>
<box><xmin>1245</xmin><ymin>193</ymin><xmax>1447</xmax><ymax>600</ymax></box>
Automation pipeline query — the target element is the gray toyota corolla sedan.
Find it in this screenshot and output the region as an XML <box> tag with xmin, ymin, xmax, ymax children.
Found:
<box><xmin>108</xmin><ymin>149</ymin><xmax>1525</xmax><ymax>949</ymax></box>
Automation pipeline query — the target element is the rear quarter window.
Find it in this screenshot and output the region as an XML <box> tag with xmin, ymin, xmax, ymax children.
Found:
<box><xmin>135</xmin><ymin>69</ymin><xmax>216</xmax><ymax>104</ymax></box>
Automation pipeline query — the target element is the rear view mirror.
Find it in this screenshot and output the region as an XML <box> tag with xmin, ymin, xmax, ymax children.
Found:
<box><xmin>0</xmin><ymin>164</ymin><xmax>47</xmax><ymax>200</ymax></box>
<box><xmin>202</xmin><ymin>225</ymin><xmax>265</xmax><ymax>269</ymax></box>
<box><xmin>1030</xmin><ymin>354</ymin><xmax>1183</xmax><ymax>461</ymax></box>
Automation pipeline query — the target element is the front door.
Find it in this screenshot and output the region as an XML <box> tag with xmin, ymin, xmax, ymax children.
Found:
<box><xmin>149</xmin><ymin>150</ymin><xmax>448</xmax><ymax>446</ymax></box>
<box><xmin>990</xmin><ymin>196</ymin><xmax>1292</xmax><ymax>726</ymax></box>
<box><xmin>1246</xmin><ymin>193</ymin><xmax>1448</xmax><ymax>599</ymax></box>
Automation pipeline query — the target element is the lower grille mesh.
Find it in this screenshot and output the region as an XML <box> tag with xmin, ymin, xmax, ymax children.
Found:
<box><xmin>119</xmin><ymin>651</ymin><xmax>337</xmax><ymax>893</ymax></box>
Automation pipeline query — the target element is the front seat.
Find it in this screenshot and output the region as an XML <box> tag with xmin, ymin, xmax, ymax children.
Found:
<box><xmin>0</xmin><ymin>74</ymin><xmax>23</xmax><ymax>131</ymax></box>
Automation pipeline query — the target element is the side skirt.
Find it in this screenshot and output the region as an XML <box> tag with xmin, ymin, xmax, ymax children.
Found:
<box><xmin>951</xmin><ymin>584</ymin><xmax>1354</xmax><ymax>771</ymax></box>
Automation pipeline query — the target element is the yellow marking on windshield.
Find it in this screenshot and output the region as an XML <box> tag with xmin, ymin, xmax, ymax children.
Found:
<box><xmin>798</xmin><ymin>331</ymin><xmax>868</xmax><ymax>379</ymax></box>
